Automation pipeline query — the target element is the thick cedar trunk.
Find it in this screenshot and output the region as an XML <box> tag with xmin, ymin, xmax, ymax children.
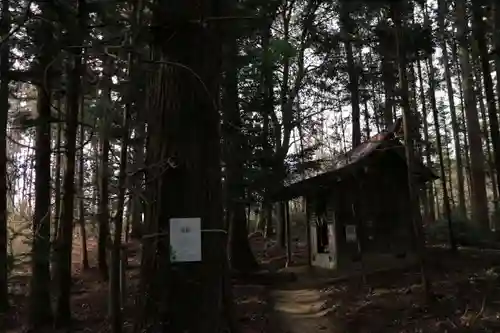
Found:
<box><xmin>438</xmin><ymin>0</ymin><xmax>466</xmax><ymax>217</ymax></box>
<box><xmin>455</xmin><ymin>0</ymin><xmax>490</xmax><ymax>230</ymax></box>
<box><xmin>136</xmin><ymin>2</ymin><xmax>225</xmax><ymax>332</ymax></box>
<box><xmin>0</xmin><ymin>0</ymin><xmax>9</xmax><ymax>314</ymax></box>
<box><xmin>222</xmin><ymin>25</ymin><xmax>258</xmax><ymax>273</ymax></box>
<box><xmin>29</xmin><ymin>3</ymin><xmax>54</xmax><ymax>326</ymax></box>
<box><xmin>55</xmin><ymin>0</ymin><xmax>85</xmax><ymax>325</ymax></box>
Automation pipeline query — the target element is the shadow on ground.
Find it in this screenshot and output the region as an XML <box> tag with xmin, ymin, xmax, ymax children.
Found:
<box><xmin>267</xmin><ymin>248</ymin><xmax>500</xmax><ymax>333</ymax></box>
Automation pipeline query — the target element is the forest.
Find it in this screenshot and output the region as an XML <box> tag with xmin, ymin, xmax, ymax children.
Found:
<box><xmin>1</xmin><ymin>0</ymin><xmax>500</xmax><ymax>332</ymax></box>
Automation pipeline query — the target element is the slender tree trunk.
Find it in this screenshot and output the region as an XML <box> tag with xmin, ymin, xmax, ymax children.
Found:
<box><xmin>98</xmin><ymin>58</ymin><xmax>112</xmax><ymax>281</ymax></box>
<box><xmin>261</xmin><ymin>19</ymin><xmax>275</xmax><ymax>238</ymax></box>
<box><xmin>0</xmin><ymin>0</ymin><xmax>10</xmax><ymax>314</ymax></box>
<box><xmin>55</xmin><ymin>1</ymin><xmax>86</xmax><ymax>325</ymax></box>
<box><xmin>426</xmin><ymin>57</ymin><xmax>456</xmax><ymax>250</ymax></box>
<box><xmin>128</xmin><ymin>2</ymin><xmax>144</xmax><ymax>240</ymax></box>
<box><xmin>438</xmin><ymin>0</ymin><xmax>466</xmax><ymax>217</ymax></box>
<box><xmin>392</xmin><ymin>1</ymin><xmax>432</xmax><ymax>298</ymax></box>
<box><xmin>472</xmin><ymin>2</ymin><xmax>500</xmax><ymax>216</ymax></box>
<box><xmin>452</xmin><ymin>42</ymin><xmax>472</xmax><ymax>202</ymax></box>
<box><xmin>53</xmin><ymin>99</ymin><xmax>63</xmax><ymax>242</ymax></box>
<box><xmin>341</xmin><ymin>1</ymin><xmax>361</xmax><ymax>147</ymax></box>
<box><xmin>416</xmin><ymin>60</ymin><xmax>435</xmax><ymax>221</ymax></box>
<box><xmin>495</xmin><ymin>3</ymin><xmax>500</xmax><ymax>111</ymax></box>
<box><xmin>381</xmin><ymin>53</ymin><xmax>394</xmax><ymax>128</ymax></box>
<box><xmin>130</xmin><ymin>120</ymin><xmax>144</xmax><ymax>239</ymax></box>
<box><xmin>455</xmin><ymin>0</ymin><xmax>490</xmax><ymax>230</ymax></box>
<box><xmin>475</xmin><ymin>63</ymin><xmax>498</xmax><ymax>211</ymax></box>
<box><xmin>78</xmin><ymin>91</ymin><xmax>89</xmax><ymax>270</ymax></box>
<box><xmin>109</xmin><ymin>50</ymin><xmax>132</xmax><ymax>333</ymax></box>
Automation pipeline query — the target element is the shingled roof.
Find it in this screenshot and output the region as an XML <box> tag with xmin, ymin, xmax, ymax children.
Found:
<box><xmin>271</xmin><ymin>124</ymin><xmax>438</xmax><ymax>201</ymax></box>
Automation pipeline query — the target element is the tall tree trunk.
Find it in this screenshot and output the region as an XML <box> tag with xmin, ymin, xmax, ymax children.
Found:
<box><xmin>495</xmin><ymin>3</ymin><xmax>500</xmax><ymax>111</ymax></box>
<box><xmin>78</xmin><ymin>92</ymin><xmax>89</xmax><ymax>270</ymax></box>
<box><xmin>0</xmin><ymin>0</ymin><xmax>10</xmax><ymax>314</ymax></box>
<box><xmin>53</xmin><ymin>99</ymin><xmax>63</xmax><ymax>241</ymax></box>
<box><xmin>416</xmin><ymin>60</ymin><xmax>436</xmax><ymax>221</ymax></box>
<box><xmin>29</xmin><ymin>3</ymin><xmax>55</xmax><ymax>326</ymax></box>
<box><xmin>128</xmin><ymin>1</ymin><xmax>144</xmax><ymax>240</ymax></box>
<box><xmin>381</xmin><ymin>53</ymin><xmax>394</xmax><ymax>128</ymax></box>
<box><xmin>426</xmin><ymin>57</ymin><xmax>457</xmax><ymax>250</ymax></box>
<box><xmin>98</xmin><ymin>57</ymin><xmax>112</xmax><ymax>281</ymax></box>
<box><xmin>474</xmin><ymin>61</ymin><xmax>498</xmax><ymax>211</ymax></box>
<box><xmin>261</xmin><ymin>19</ymin><xmax>275</xmax><ymax>238</ymax></box>
<box><xmin>109</xmin><ymin>51</ymin><xmax>132</xmax><ymax>333</ymax></box>
<box><xmin>222</xmin><ymin>21</ymin><xmax>259</xmax><ymax>273</ymax></box>
<box><xmin>55</xmin><ymin>0</ymin><xmax>86</xmax><ymax>325</ymax></box>
<box><xmin>130</xmin><ymin>119</ymin><xmax>145</xmax><ymax>239</ymax></box>
<box><xmin>438</xmin><ymin>0</ymin><xmax>466</xmax><ymax>217</ymax></box>
<box><xmin>472</xmin><ymin>2</ymin><xmax>500</xmax><ymax>216</ymax></box>
<box><xmin>341</xmin><ymin>1</ymin><xmax>361</xmax><ymax>147</ymax></box>
<box><xmin>455</xmin><ymin>0</ymin><xmax>490</xmax><ymax>230</ymax></box>
<box><xmin>136</xmin><ymin>2</ymin><xmax>225</xmax><ymax>331</ymax></box>
<box><xmin>392</xmin><ymin>0</ymin><xmax>432</xmax><ymax>298</ymax></box>
<box><xmin>452</xmin><ymin>41</ymin><xmax>472</xmax><ymax>202</ymax></box>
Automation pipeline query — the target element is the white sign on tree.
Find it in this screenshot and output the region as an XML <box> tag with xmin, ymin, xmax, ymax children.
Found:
<box><xmin>169</xmin><ymin>217</ymin><xmax>202</xmax><ymax>262</ymax></box>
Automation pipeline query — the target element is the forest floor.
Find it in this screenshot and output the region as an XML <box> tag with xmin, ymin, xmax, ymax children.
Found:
<box><xmin>5</xmin><ymin>235</ymin><xmax>500</xmax><ymax>332</ymax></box>
<box><xmin>263</xmin><ymin>243</ymin><xmax>500</xmax><ymax>333</ymax></box>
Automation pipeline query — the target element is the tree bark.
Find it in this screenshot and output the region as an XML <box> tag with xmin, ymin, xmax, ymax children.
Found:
<box><xmin>416</xmin><ymin>60</ymin><xmax>436</xmax><ymax>221</ymax></box>
<box><xmin>135</xmin><ymin>1</ymin><xmax>226</xmax><ymax>332</ymax></box>
<box><xmin>78</xmin><ymin>85</ymin><xmax>89</xmax><ymax>270</ymax></box>
<box><xmin>495</xmin><ymin>3</ymin><xmax>500</xmax><ymax>111</ymax></box>
<box><xmin>455</xmin><ymin>0</ymin><xmax>490</xmax><ymax>230</ymax></box>
<box><xmin>222</xmin><ymin>21</ymin><xmax>258</xmax><ymax>273</ymax></box>
<box><xmin>426</xmin><ymin>57</ymin><xmax>456</xmax><ymax>250</ymax></box>
<box><xmin>55</xmin><ymin>0</ymin><xmax>86</xmax><ymax>325</ymax></box>
<box><xmin>472</xmin><ymin>2</ymin><xmax>500</xmax><ymax>216</ymax></box>
<box><xmin>340</xmin><ymin>1</ymin><xmax>361</xmax><ymax>147</ymax></box>
<box><xmin>438</xmin><ymin>0</ymin><xmax>466</xmax><ymax>217</ymax></box>
<box><xmin>53</xmin><ymin>98</ymin><xmax>63</xmax><ymax>242</ymax></box>
<box><xmin>98</xmin><ymin>57</ymin><xmax>112</xmax><ymax>281</ymax></box>
<box><xmin>29</xmin><ymin>2</ymin><xmax>55</xmax><ymax>326</ymax></box>
<box><xmin>392</xmin><ymin>1</ymin><xmax>432</xmax><ymax>298</ymax></box>
<box><xmin>0</xmin><ymin>0</ymin><xmax>10</xmax><ymax>314</ymax></box>
<box><xmin>109</xmin><ymin>49</ymin><xmax>132</xmax><ymax>333</ymax></box>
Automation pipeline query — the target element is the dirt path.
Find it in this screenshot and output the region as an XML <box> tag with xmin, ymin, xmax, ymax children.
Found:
<box><xmin>268</xmin><ymin>273</ymin><xmax>337</xmax><ymax>333</ymax></box>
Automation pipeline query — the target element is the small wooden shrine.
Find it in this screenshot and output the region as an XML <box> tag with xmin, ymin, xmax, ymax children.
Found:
<box><xmin>272</xmin><ymin>125</ymin><xmax>438</xmax><ymax>270</ymax></box>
